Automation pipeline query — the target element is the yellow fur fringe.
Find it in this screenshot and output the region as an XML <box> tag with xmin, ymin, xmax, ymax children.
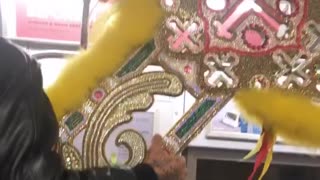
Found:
<box><xmin>234</xmin><ymin>89</ymin><xmax>320</xmax><ymax>148</ymax></box>
<box><xmin>45</xmin><ymin>0</ymin><xmax>164</xmax><ymax>120</ymax></box>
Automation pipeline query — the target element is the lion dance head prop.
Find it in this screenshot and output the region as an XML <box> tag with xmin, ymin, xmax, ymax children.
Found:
<box><xmin>44</xmin><ymin>0</ymin><xmax>320</xmax><ymax>179</ymax></box>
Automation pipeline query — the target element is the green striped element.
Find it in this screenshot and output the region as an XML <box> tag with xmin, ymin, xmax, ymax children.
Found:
<box><xmin>176</xmin><ymin>99</ymin><xmax>215</xmax><ymax>138</ymax></box>
<box><xmin>315</xmin><ymin>64</ymin><xmax>320</xmax><ymax>80</ymax></box>
<box><xmin>65</xmin><ymin>112</ymin><xmax>84</xmax><ymax>132</ymax></box>
<box><xmin>117</xmin><ymin>39</ymin><xmax>155</xmax><ymax>77</ymax></box>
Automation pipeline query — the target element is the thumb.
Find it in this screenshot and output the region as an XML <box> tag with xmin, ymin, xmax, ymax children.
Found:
<box><xmin>150</xmin><ymin>134</ymin><xmax>164</xmax><ymax>149</ymax></box>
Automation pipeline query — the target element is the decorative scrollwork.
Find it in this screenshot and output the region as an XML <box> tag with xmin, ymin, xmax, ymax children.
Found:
<box><xmin>82</xmin><ymin>72</ymin><xmax>183</xmax><ymax>168</ymax></box>
<box><xmin>115</xmin><ymin>130</ymin><xmax>147</xmax><ymax>167</ymax></box>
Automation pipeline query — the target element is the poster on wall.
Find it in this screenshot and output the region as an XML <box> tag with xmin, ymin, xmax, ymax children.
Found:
<box><xmin>206</xmin><ymin>99</ymin><xmax>263</xmax><ymax>141</ymax></box>
<box><xmin>14</xmin><ymin>0</ymin><xmax>107</xmax><ymax>42</ymax></box>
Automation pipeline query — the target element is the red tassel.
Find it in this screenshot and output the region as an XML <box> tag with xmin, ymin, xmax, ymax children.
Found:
<box><xmin>248</xmin><ymin>134</ymin><xmax>269</xmax><ymax>180</ymax></box>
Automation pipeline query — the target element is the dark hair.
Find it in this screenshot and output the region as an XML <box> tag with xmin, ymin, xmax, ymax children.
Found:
<box><xmin>0</xmin><ymin>38</ymin><xmax>158</xmax><ymax>180</ymax></box>
<box><xmin>0</xmin><ymin>38</ymin><xmax>60</xmax><ymax>179</ymax></box>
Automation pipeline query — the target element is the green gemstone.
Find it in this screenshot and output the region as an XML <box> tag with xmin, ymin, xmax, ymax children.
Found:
<box><xmin>176</xmin><ymin>99</ymin><xmax>215</xmax><ymax>138</ymax></box>
<box><xmin>65</xmin><ymin>112</ymin><xmax>84</xmax><ymax>132</ymax></box>
<box><xmin>117</xmin><ymin>39</ymin><xmax>156</xmax><ymax>77</ymax></box>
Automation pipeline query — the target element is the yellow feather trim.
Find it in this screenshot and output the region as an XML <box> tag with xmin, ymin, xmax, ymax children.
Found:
<box><xmin>243</xmin><ymin>133</ymin><xmax>264</xmax><ymax>160</ymax></box>
<box><xmin>45</xmin><ymin>0</ymin><xmax>164</xmax><ymax>120</ymax></box>
<box><xmin>235</xmin><ymin>89</ymin><xmax>320</xmax><ymax>148</ymax></box>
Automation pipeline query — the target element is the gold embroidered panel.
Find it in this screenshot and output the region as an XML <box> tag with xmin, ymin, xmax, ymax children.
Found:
<box><xmin>59</xmin><ymin>0</ymin><xmax>320</xmax><ymax>169</ymax></box>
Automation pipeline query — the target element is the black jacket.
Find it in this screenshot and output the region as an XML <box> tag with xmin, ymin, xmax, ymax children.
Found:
<box><xmin>0</xmin><ymin>38</ymin><xmax>158</xmax><ymax>180</ymax></box>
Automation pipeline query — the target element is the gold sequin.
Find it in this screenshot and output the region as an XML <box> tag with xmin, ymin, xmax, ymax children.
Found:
<box><xmin>61</xmin><ymin>143</ymin><xmax>82</xmax><ymax>170</ymax></box>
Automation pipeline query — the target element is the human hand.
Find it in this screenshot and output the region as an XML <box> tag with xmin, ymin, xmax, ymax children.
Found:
<box><xmin>145</xmin><ymin>134</ymin><xmax>187</xmax><ymax>180</ymax></box>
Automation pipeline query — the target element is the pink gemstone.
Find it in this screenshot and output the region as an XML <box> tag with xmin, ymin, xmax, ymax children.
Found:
<box><xmin>94</xmin><ymin>90</ymin><xmax>104</xmax><ymax>100</ymax></box>
<box><xmin>184</xmin><ymin>65</ymin><xmax>192</xmax><ymax>74</ymax></box>
<box><xmin>244</xmin><ymin>29</ymin><xmax>264</xmax><ymax>47</ymax></box>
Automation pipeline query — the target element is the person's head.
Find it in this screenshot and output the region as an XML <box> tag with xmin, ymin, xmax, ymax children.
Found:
<box><xmin>0</xmin><ymin>38</ymin><xmax>60</xmax><ymax>178</ymax></box>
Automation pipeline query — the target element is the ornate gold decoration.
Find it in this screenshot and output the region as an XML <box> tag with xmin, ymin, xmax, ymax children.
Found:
<box><xmin>59</xmin><ymin>72</ymin><xmax>182</xmax><ymax>169</ymax></box>
<box><xmin>165</xmin><ymin>94</ymin><xmax>233</xmax><ymax>153</ymax></box>
<box><xmin>82</xmin><ymin>72</ymin><xmax>182</xmax><ymax>168</ymax></box>
<box><xmin>249</xmin><ymin>75</ymin><xmax>270</xmax><ymax>89</ymax></box>
<box><xmin>116</xmin><ymin>130</ymin><xmax>147</xmax><ymax>167</ymax></box>
<box><xmin>161</xmin><ymin>0</ymin><xmax>180</xmax><ymax>13</ymax></box>
<box><xmin>272</xmin><ymin>51</ymin><xmax>312</xmax><ymax>88</ymax></box>
<box><xmin>159</xmin><ymin>52</ymin><xmax>201</xmax><ymax>96</ymax></box>
<box><xmin>157</xmin><ymin>0</ymin><xmax>320</xmax><ymax>159</ymax></box>
<box><xmin>203</xmin><ymin>53</ymin><xmax>239</xmax><ymax>88</ymax></box>
<box><xmin>166</xmin><ymin>16</ymin><xmax>204</xmax><ymax>53</ymax></box>
<box><xmin>61</xmin><ymin>143</ymin><xmax>82</xmax><ymax>170</ymax></box>
<box><xmin>304</xmin><ymin>20</ymin><xmax>320</xmax><ymax>57</ymax></box>
<box><xmin>60</xmin><ymin>0</ymin><xmax>320</xmax><ymax>174</ymax></box>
